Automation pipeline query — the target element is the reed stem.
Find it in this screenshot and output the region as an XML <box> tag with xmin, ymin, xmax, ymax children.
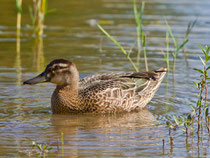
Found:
<box><xmin>162</xmin><ymin>139</ymin><xmax>165</xmax><ymax>154</ymax></box>
<box><xmin>16</xmin><ymin>0</ymin><xmax>22</xmax><ymax>86</ymax></box>
<box><xmin>142</xmin><ymin>35</ymin><xmax>148</xmax><ymax>71</ymax></box>
<box><xmin>133</xmin><ymin>0</ymin><xmax>142</xmax><ymax>66</ymax></box>
<box><xmin>16</xmin><ymin>0</ymin><xmax>22</xmax><ymax>41</ymax></box>
<box><xmin>36</xmin><ymin>0</ymin><xmax>45</xmax><ymax>36</ymax></box>
<box><xmin>61</xmin><ymin>132</ymin><xmax>64</xmax><ymax>157</ymax></box>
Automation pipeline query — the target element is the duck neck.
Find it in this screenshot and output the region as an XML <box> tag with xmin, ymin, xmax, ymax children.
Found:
<box><xmin>52</xmin><ymin>83</ymin><xmax>82</xmax><ymax>114</ymax></box>
<box><xmin>56</xmin><ymin>82</ymin><xmax>79</xmax><ymax>96</ymax></box>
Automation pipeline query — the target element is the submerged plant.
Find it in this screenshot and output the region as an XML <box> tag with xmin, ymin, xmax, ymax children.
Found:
<box><xmin>166</xmin><ymin>120</ymin><xmax>175</xmax><ymax>153</ymax></box>
<box><xmin>19</xmin><ymin>141</ymin><xmax>52</xmax><ymax>157</ymax></box>
<box><xmin>19</xmin><ymin>133</ymin><xmax>65</xmax><ymax>157</ymax></box>
<box><xmin>173</xmin><ymin>115</ymin><xmax>192</xmax><ymax>136</ymax></box>
<box><xmin>32</xmin><ymin>141</ymin><xmax>53</xmax><ymax>156</ymax></box>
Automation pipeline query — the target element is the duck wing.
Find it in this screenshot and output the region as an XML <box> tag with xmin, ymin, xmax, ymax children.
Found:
<box><xmin>79</xmin><ymin>68</ymin><xmax>166</xmax><ymax>93</ymax></box>
<box><xmin>79</xmin><ymin>68</ymin><xmax>167</xmax><ymax>112</ymax></box>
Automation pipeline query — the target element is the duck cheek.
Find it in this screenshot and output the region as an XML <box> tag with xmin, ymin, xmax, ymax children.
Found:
<box><xmin>50</xmin><ymin>76</ymin><xmax>65</xmax><ymax>85</ymax></box>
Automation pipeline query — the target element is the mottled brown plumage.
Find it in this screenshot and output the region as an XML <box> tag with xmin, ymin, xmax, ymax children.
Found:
<box><xmin>23</xmin><ymin>59</ymin><xmax>167</xmax><ymax>114</ymax></box>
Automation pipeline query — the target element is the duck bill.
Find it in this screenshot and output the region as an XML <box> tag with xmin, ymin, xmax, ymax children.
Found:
<box><xmin>23</xmin><ymin>71</ymin><xmax>49</xmax><ymax>85</ymax></box>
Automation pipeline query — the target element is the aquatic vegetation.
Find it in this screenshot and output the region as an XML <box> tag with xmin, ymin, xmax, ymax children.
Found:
<box><xmin>16</xmin><ymin>0</ymin><xmax>53</xmax><ymax>37</ymax></box>
<box><xmin>16</xmin><ymin>0</ymin><xmax>22</xmax><ymax>47</ymax></box>
<box><xmin>163</xmin><ymin>20</ymin><xmax>196</xmax><ymax>71</ymax></box>
<box><xmin>15</xmin><ymin>0</ymin><xmax>52</xmax><ymax>77</ymax></box>
<box><xmin>29</xmin><ymin>0</ymin><xmax>53</xmax><ymax>37</ymax></box>
<box><xmin>15</xmin><ymin>0</ymin><xmax>22</xmax><ymax>86</ymax></box>
<box><xmin>98</xmin><ymin>1</ymin><xmax>147</xmax><ymax>72</ymax></box>
<box><xmin>19</xmin><ymin>141</ymin><xmax>53</xmax><ymax>157</ymax></box>
<box><xmin>193</xmin><ymin>45</ymin><xmax>210</xmax><ymax>134</ymax></box>
<box><xmin>133</xmin><ymin>1</ymin><xmax>148</xmax><ymax>71</ymax></box>
<box><xmin>98</xmin><ymin>1</ymin><xmax>195</xmax><ymax>73</ymax></box>
<box><xmin>166</xmin><ymin>45</ymin><xmax>210</xmax><ymax>153</ymax></box>
<box><xmin>19</xmin><ymin>132</ymin><xmax>65</xmax><ymax>157</ymax></box>
<box><xmin>97</xmin><ymin>24</ymin><xmax>139</xmax><ymax>72</ymax></box>
<box><xmin>165</xmin><ymin>120</ymin><xmax>174</xmax><ymax>153</ymax></box>
<box><xmin>16</xmin><ymin>0</ymin><xmax>22</xmax><ymax>36</ymax></box>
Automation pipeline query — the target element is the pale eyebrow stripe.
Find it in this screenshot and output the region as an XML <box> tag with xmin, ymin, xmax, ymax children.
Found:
<box><xmin>57</xmin><ymin>63</ymin><xmax>68</xmax><ymax>67</ymax></box>
<box><xmin>57</xmin><ymin>68</ymin><xmax>69</xmax><ymax>72</ymax></box>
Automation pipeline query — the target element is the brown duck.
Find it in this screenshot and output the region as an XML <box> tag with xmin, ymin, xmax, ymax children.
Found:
<box><xmin>23</xmin><ymin>59</ymin><xmax>167</xmax><ymax>114</ymax></box>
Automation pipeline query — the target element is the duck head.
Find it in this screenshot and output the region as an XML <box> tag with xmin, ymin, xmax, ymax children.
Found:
<box><xmin>23</xmin><ymin>59</ymin><xmax>79</xmax><ymax>86</ymax></box>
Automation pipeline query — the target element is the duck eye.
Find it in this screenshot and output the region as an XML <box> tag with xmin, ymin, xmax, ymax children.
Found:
<box><xmin>55</xmin><ymin>65</ymin><xmax>61</xmax><ymax>69</ymax></box>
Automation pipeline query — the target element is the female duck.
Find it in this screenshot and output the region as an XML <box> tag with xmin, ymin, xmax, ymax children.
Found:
<box><xmin>23</xmin><ymin>59</ymin><xmax>167</xmax><ymax>114</ymax></box>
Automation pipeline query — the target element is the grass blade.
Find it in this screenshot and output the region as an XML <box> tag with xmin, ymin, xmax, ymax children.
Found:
<box><xmin>173</xmin><ymin>115</ymin><xmax>179</xmax><ymax>125</ymax></box>
<box><xmin>97</xmin><ymin>24</ymin><xmax>127</xmax><ymax>55</ymax></box>
<box><xmin>97</xmin><ymin>24</ymin><xmax>139</xmax><ymax>72</ymax></box>
<box><xmin>194</xmin><ymin>68</ymin><xmax>203</xmax><ymax>74</ymax></box>
<box><xmin>199</xmin><ymin>56</ymin><xmax>205</xmax><ymax>66</ymax></box>
<box><xmin>165</xmin><ymin>20</ymin><xmax>177</xmax><ymax>50</ymax></box>
<box><xmin>176</xmin><ymin>39</ymin><xmax>189</xmax><ymax>53</ymax></box>
<box><xmin>196</xmin><ymin>44</ymin><xmax>206</xmax><ymax>55</ymax></box>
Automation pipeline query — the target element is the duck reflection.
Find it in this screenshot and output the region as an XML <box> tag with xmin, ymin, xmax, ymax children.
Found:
<box><xmin>49</xmin><ymin>108</ymin><xmax>158</xmax><ymax>156</ymax></box>
<box><xmin>50</xmin><ymin>108</ymin><xmax>158</xmax><ymax>135</ymax></box>
<box><xmin>51</xmin><ymin>109</ymin><xmax>158</xmax><ymax>157</ymax></box>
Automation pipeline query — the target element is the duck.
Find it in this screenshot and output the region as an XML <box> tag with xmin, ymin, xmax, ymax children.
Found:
<box><xmin>23</xmin><ymin>59</ymin><xmax>167</xmax><ymax>114</ymax></box>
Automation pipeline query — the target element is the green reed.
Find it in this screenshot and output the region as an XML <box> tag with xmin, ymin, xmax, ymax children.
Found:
<box><xmin>163</xmin><ymin>23</ymin><xmax>170</xmax><ymax>70</ymax></box>
<box><xmin>184</xmin><ymin>19</ymin><xmax>197</xmax><ymax>41</ymax></box>
<box><xmin>15</xmin><ymin>0</ymin><xmax>23</xmax><ymax>87</ymax></box>
<box><xmin>98</xmin><ymin>2</ymin><xmax>194</xmax><ymax>73</ymax></box>
<box><xmin>16</xmin><ymin>0</ymin><xmax>22</xmax><ymax>51</ymax></box>
<box><xmin>163</xmin><ymin>20</ymin><xmax>193</xmax><ymax>72</ymax></box>
<box><xmin>30</xmin><ymin>0</ymin><xmax>45</xmax><ymax>36</ymax></box>
<box><xmin>193</xmin><ymin>45</ymin><xmax>210</xmax><ymax>134</ymax></box>
<box><xmin>166</xmin><ymin>45</ymin><xmax>210</xmax><ymax>153</ymax></box>
<box><xmin>29</xmin><ymin>0</ymin><xmax>53</xmax><ymax>37</ymax></box>
<box><xmin>133</xmin><ymin>1</ymin><xmax>148</xmax><ymax>71</ymax></box>
<box><xmin>15</xmin><ymin>0</ymin><xmax>48</xmax><ymax>74</ymax></box>
<box><xmin>28</xmin><ymin>0</ymin><xmax>54</xmax><ymax>72</ymax></box>
<box><xmin>97</xmin><ymin>24</ymin><xmax>139</xmax><ymax>72</ymax></box>
<box><xmin>16</xmin><ymin>0</ymin><xmax>22</xmax><ymax>36</ymax></box>
<box><xmin>98</xmin><ymin>1</ymin><xmax>148</xmax><ymax>72</ymax></box>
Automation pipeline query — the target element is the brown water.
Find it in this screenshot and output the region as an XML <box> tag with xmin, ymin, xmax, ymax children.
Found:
<box><xmin>0</xmin><ymin>0</ymin><xmax>210</xmax><ymax>157</ymax></box>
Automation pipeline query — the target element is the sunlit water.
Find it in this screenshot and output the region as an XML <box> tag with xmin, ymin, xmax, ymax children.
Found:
<box><xmin>0</xmin><ymin>0</ymin><xmax>210</xmax><ymax>157</ymax></box>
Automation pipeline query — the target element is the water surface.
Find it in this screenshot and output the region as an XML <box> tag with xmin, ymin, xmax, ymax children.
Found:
<box><xmin>0</xmin><ymin>0</ymin><xmax>210</xmax><ymax>157</ymax></box>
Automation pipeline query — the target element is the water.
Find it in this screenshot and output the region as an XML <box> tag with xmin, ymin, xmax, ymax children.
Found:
<box><xmin>0</xmin><ymin>0</ymin><xmax>210</xmax><ymax>157</ymax></box>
